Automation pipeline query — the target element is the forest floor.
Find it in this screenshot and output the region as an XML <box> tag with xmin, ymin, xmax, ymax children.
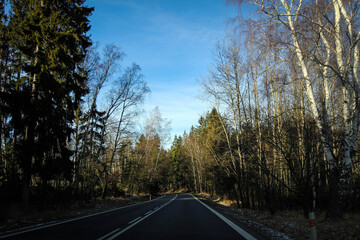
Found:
<box><xmin>0</xmin><ymin>195</ymin><xmax>152</xmax><ymax>236</ymax></box>
<box><xmin>198</xmin><ymin>193</ymin><xmax>360</xmax><ymax>240</ymax></box>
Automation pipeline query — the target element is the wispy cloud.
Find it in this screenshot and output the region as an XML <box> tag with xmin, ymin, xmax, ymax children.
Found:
<box><xmin>146</xmin><ymin>10</ymin><xmax>224</xmax><ymax>47</ymax></box>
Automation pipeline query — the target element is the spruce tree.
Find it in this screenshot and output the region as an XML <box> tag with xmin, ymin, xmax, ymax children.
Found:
<box><xmin>7</xmin><ymin>0</ymin><xmax>93</xmax><ymax>207</ymax></box>
<box><xmin>0</xmin><ymin>0</ymin><xmax>8</xmax><ymax>189</ymax></box>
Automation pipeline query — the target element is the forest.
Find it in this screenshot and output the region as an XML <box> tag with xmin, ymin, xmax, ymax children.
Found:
<box><xmin>1</xmin><ymin>0</ymin><xmax>360</xmax><ymax>227</ymax></box>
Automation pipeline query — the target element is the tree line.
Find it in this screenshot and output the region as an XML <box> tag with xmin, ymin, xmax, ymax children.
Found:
<box><xmin>0</xmin><ymin>0</ymin><xmax>204</xmax><ymax>222</ymax></box>
<box><xmin>135</xmin><ymin>0</ymin><xmax>360</xmax><ymax>222</ymax></box>
<box><xmin>178</xmin><ymin>0</ymin><xmax>360</xmax><ymax>220</ymax></box>
<box><xmin>165</xmin><ymin>0</ymin><xmax>360</xmax><ymax>221</ymax></box>
<box><xmin>0</xmin><ymin>0</ymin><xmax>154</xmax><ymax>220</ymax></box>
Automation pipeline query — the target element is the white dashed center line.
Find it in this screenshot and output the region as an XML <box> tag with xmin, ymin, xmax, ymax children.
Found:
<box><xmin>128</xmin><ymin>216</ymin><xmax>142</xmax><ymax>224</ymax></box>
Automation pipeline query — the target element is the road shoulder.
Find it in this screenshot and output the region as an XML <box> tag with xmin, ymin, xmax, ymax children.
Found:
<box><xmin>195</xmin><ymin>194</ymin><xmax>292</xmax><ymax>240</ymax></box>
<box><xmin>0</xmin><ymin>195</ymin><xmax>158</xmax><ymax>237</ymax></box>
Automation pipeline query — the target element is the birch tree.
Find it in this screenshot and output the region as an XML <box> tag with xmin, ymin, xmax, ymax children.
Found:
<box><xmin>74</xmin><ymin>44</ymin><xmax>124</xmax><ymax>197</ymax></box>
<box><xmin>229</xmin><ymin>0</ymin><xmax>360</xmax><ymax>218</ymax></box>
<box><xmin>100</xmin><ymin>63</ymin><xmax>150</xmax><ymax>198</ymax></box>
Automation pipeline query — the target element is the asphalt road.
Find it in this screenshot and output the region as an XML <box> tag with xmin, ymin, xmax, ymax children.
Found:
<box><xmin>1</xmin><ymin>194</ymin><xmax>257</xmax><ymax>240</ymax></box>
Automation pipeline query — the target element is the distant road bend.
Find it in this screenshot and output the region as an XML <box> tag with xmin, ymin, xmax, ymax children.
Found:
<box><xmin>1</xmin><ymin>194</ymin><xmax>262</xmax><ymax>240</ymax></box>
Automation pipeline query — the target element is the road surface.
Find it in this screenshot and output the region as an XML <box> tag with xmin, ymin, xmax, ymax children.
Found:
<box><xmin>1</xmin><ymin>194</ymin><xmax>260</xmax><ymax>240</ymax></box>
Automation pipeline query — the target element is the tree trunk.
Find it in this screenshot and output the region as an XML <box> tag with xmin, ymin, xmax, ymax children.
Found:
<box><xmin>326</xmin><ymin>167</ymin><xmax>343</xmax><ymax>219</ymax></box>
<box><xmin>22</xmin><ymin>124</ymin><xmax>34</xmax><ymax>209</ymax></box>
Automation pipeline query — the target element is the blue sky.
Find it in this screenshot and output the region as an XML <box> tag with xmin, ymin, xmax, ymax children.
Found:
<box><xmin>86</xmin><ymin>0</ymin><xmax>239</xmax><ymax>142</ymax></box>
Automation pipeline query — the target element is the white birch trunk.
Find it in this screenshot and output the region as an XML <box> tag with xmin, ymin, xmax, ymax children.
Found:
<box><xmin>279</xmin><ymin>0</ymin><xmax>335</xmax><ymax>169</ymax></box>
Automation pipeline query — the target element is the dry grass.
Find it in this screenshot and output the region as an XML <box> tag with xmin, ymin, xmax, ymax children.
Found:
<box><xmin>218</xmin><ymin>199</ymin><xmax>238</xmax><ymax>207</ymax></box>
<box><xmin>201</xmin><ymin>195</ymin><xmax>360</xmax><ymax>240</ymax></box>
<box><xmin>243</xmin><ymin>208</ymin><xmax>360</xmax><ymax>239</ymax></box>
<box><xmin>165</xmin><ymin>188</ymin><xmax>189</xmax><ymax>194</ymax></box>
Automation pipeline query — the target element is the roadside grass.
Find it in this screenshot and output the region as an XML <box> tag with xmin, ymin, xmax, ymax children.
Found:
<box><xmin>164</xmin><ymin>188</ymin><xmax>189</xmax><ymax>194</ymax></box>
<box><xmin>199</xmin><ymin>194</ymin><xmax>360</xmax><ymax>240</ymax></box>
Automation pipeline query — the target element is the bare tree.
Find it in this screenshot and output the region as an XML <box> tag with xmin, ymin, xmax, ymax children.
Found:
<box><xmin>143</xmin><ymin>107</ymin><xmax>171</xmax><ymax>182</ymax></box>
<box><xmin>73</xmin><ymin>44</ymin><xmax>124</xmax><ymax>187</ymax></box>
<box><xmin>201</xmin><ymin>30</ymin><xmax>256</xmax><ymax>207</ymax></box>
<box><xmin>100</xmin><ymin>63</ymin><xmax>150</xmax><ymax>198</ymax></box>
<box><xmin>229</xmin><ymin>0</ymin><xmax>360</xmax><ymax>220</ymax></box>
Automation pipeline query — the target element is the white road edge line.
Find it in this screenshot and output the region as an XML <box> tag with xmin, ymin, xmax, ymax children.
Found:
<box><xmin>107</xmin><ymin>194</ymin><xmax>178</xmax><ymax>240</ymax></box>
<box><xmin>145</xmin><ymin>210</ymin><xmax>152</xmax><ymax>215</ymax></box>
<box><xmin>96</xmin><ymin>228</ymin><xmax>121</xmax><ymax>240</ymax></box>
<box><xmin>128</xmin><ymin>216</ymin><xmax>142</xmax><ymax>224</ymax></box>
<box><xmin>0</xmin><ymin>195</ymin><xmax>165</xmax><ymax>239</ymax></box>
<box><xmin>191</xmin><ymin>194</ymin><xmax>256</xmax><ymax>240</ymax></box>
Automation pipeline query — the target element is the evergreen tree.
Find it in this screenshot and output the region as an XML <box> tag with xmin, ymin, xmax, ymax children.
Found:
<box><xmin>170</xmin><ymin>136</ymin><xmax>191</xmax><ymax>190</ymax></box>
<box><xmin>0</xmin><ymin>0</ymin><xmax>12</xmax><ymax>202</ymax></box>
<box><xmin>4</xmin><ymin>0</ymin><xmax>93</xmax><ymax>207</ymax></box>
